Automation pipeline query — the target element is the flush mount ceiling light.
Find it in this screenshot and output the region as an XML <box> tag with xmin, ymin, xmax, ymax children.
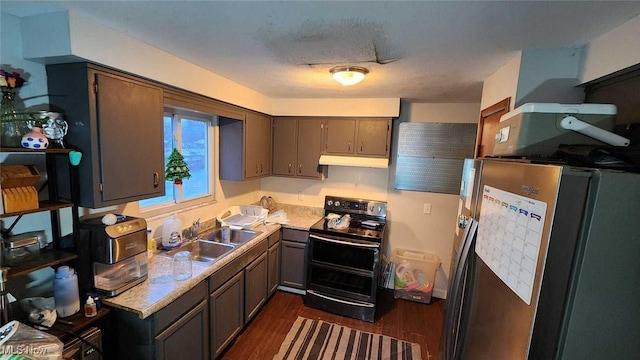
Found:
<box><xmin>329</xmin><ymin>66</ymin><xmax>369</xmax><ymax>86</ymax></box>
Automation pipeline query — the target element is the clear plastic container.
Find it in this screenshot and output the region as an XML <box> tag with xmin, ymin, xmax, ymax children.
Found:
<box><xmin>393</xmin><ymin>248</ymin><xmax>441</xmax><ymax>304</ymax></box>
<box><xmin>93</xmin><ymin>252</ymin><xmax>148</xmax><ymax>291</ymax></box>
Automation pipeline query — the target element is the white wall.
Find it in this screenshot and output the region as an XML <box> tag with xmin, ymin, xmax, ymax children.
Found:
<box><xmin>271</xmin><ymin>98</ymin><xmax>399</xmax><ymax>117</ymax></box>
<box><xmin>260</xmin><ymin>166</ymin><xmax>389</xmax><ymax>207</ymax></box>
<box><xmin>386</xmin><ymin>102</ymin><xmax>480</xmax><ymax>298</ymax></box>
<box><xmin>1</xmin><ymin>12</ymin><xmax>49</xmax><ymax>111</ymax></box>
<box><xmin>515</xmin><ymin>47</ymin><xmax>585</xmax><ymax>107</ymax></box>
<box><xmin>481</xmin><ymin>46</ymin><xmax>597</xmax><ymax>113</ymax></box>
<box><xmin>581</xmin><ymin>13</ymin><xmax>640</xmax><ymax>83</ymax></box>
<box><xmin>480</xmin><ymin>52</ymin><xmax>521</xmax><ymax>111</ymax></box>
<box><xmin>0</xmin><ymin>12</ymin><xmax>56</xmax><ymax>239</ymax></box>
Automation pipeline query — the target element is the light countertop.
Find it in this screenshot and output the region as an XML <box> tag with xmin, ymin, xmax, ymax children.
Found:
<box><xmin>102</xmin><ymin>205</ymin><xmax>323</xmax><ymax>319</ymax></box>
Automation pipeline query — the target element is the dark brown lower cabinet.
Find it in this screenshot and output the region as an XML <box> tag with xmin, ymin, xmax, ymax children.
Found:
<box><xmin>209</xmin><ymin>236</ymin><xmax>269</xmax><ymax>359</ymax></box>
<box><xmin>280</xmin><ymin>229</ymin><xmax>309</xmax><ymax>291</ymax></box>
<box><xmin>268</xmin><ymin>237</ymin><xmax>281</xmax><ymax>296</ymax></box>
<box><xmin>114</xmin><ymin>281</ymin><xmax>208</xmax><ymax>360</ymax></box>
<box><xmin>244</xmin><ymin>252</ymin><xmax>268</xmax><ymax>323</ymax></box>
<box><xmin>112</xmin><ymin>234</ymin><xmax>277</xmax><ymax>360</ymax></box>
<box><xmin>155</xmin><ymin>299</ymin><xmax>209</xmax><ymax>360</ymax></box>
<box><xmin>280</xmin><ymin>241</ymin><xmax>306</xmax><ymax>289</ymax></box>
<box><xmin>210</xmin><ymin>271</ymin><xmax>244</xmax><ymax>358</ymax></box>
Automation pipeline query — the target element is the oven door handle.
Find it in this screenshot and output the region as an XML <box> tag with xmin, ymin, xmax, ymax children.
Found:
<box><xmin>307</xmin><ymin>290</ymin><xmax>375</xmax><ymax>308</ymax></box>
<box><xmin>309</xmin><ymin>234</ymin><xmax>379</xmax><ymax>248</ymax></box>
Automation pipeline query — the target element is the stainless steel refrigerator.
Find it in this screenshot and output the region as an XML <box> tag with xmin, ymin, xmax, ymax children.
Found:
<box><xmin>441</xmin><ymin>158</ymin><xmax>482</xmax><ymax>360</ymax></box>
<box><xmin>441</xmin><ymin>159</ymin><xmax>640</xmax><ymax>360</ymax></box>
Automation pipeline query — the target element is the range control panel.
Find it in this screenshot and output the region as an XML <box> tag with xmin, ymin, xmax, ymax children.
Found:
<box><xmin>324</xmin><ymin>196</ymin><xmax>387</xmax><ymax>218</ymax></box>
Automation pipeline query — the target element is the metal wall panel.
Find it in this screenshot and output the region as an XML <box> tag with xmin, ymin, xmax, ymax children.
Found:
<box><xmin>395</xmin><ymin>123</ymin><xmax>477</xmax><ymax>194</ymax></box>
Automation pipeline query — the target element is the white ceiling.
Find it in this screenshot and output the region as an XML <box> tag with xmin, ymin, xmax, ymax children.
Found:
<box><xmin>6</xmin><ymin>1</ymin><xmax>640</xmax><ymax>102</ymax></box>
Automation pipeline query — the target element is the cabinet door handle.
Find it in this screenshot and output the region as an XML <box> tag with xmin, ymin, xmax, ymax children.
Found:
<box><xmin>153</xmin><ymin>172</ymin><xmax>159</xmax><ymax>187</ymax></box>
<box><xmin>360</xmin><ymin>141</ymin><xmax>363</xmax><ymax>152</ymax></box>
<box><xmin>260</xmin><ymin>164</ymin><xmax>263</xmax><ymax>173</ymax></box>
<box><xmin>348</xmin><ymin>141</ymin><xmax>351</xmax><ymax>151</ymax></box>
<box><xmin>298</xmin><ymin>164</ymin><xmax>302</xmax><ymax>174</ymax></box>
<box><xmin>288</xmin><ymin>163</ymin><xmax>292</xmax><ymax>173</ymax></box>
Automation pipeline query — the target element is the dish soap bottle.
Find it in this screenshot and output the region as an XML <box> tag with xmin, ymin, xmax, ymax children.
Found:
<box><xmin>162</xmin><ymin>214</ymin><xmax>183</xmax><ymax>250</ymax></box>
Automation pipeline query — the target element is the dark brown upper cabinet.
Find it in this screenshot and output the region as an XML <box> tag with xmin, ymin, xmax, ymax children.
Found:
<box><xmin>272</xmin><ymin>117</ymin><xmax>326</xmax><ymax>179</ymax></box>
<box><xmin>323</xmin><ymin>118</ymin><xmax>357</xmax><ymax>155</ymax></box>
<box><xmin>220</xmin><ymin>110</ymin><xmax>272</xmax><ymax>181</ymax></box>
<box><xmin>322</xmin><ymin>117</ymin><xmax>392</xmax><ymax>158</ymax></box>
<box><xmin>46</xmin><ymin>63</ymin><xmax>164</xmax><ymax>208</ymax></box>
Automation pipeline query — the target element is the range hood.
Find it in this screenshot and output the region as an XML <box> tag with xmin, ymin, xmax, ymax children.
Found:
<box><xmin>318</xmin><ymin>155</ymin><xmax>389</xmax><ymax>168</ymax></box>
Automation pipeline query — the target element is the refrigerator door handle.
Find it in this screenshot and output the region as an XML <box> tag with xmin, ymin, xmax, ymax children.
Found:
<box><xmin>443</xmin><ymin>219</ymin><xmax>478</xmax><ymax>360</ymax></box>
<box><xmin>443</xmin><ymin>218</ymin><xmax>473</xmax><ymax>360</ymax></box>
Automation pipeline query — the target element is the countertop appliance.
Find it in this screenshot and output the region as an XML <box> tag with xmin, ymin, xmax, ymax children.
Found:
<box><xmin>441</xmin><ymin>159</ymin><xmax>640</xmax><ymax>359</ymax></box>
<box><xmin>493</xmin><ymin>103</ymin><xmax>629</xmax><ymax>158</ymax></box>
<box><xmin>305</xmin><ymin>196</ymin><xmax>387</xmax><ymax>322</ymax></box>
<box><xmin>77</xmin><ymin>216</ymin><xmax>148</xmax><ymax>297</ymax></box>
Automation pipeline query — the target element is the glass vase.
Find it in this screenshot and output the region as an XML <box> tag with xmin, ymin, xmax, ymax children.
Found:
<box><xmin>1</xmin><ymin>89</ymin><xmax>30</xmax><ymax>148</ymax></box>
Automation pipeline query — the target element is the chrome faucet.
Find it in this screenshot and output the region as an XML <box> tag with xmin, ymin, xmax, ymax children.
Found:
<box><xmin>192</xmin><ymin>218</ymin><xmax>200</xmax><ymax>238</ymax></box>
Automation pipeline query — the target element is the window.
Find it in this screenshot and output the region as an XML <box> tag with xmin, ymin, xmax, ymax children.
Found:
<box><xmin>140</xmin><ymin>109</ymin><xmax>214</xmax><ymax>210</ymax></box>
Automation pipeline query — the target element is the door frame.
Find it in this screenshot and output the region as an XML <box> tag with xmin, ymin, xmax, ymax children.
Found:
<box><xmin>475</xmin><ymin>98</ymin><xmax>511</xmax><ymax>158</ymax></box>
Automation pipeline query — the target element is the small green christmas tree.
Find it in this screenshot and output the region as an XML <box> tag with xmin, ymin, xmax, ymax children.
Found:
<box><xmin>165</xmin><ymin>148</ymin><xmax>191</xmax><ymax>185</ymax></box>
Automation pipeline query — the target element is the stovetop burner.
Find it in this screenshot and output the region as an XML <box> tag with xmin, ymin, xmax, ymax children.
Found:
<box><xmin>309</xmin><ymin>196</ymin><xmax>387</xmax><ymax>242</ymax></box>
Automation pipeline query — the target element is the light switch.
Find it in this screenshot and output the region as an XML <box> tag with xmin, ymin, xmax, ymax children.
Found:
<box><xmin>423</xmin><ymin>203</ymin><xmax>432</xmax><ymax>214</ymax></box>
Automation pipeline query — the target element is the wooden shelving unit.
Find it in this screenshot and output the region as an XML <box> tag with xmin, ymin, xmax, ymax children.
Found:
<box><xmin>10</xmin><ymin>303</ymin><xmax>110</xmax><ymax>344</ymax></box>
<box><xmin>6</xmin><ymin>250</ymin><xmax>78</xmax><ymax>279</ymax></box>
<box><xmin>44</xmin><ymin>307</ymin><xmax>111</xmax><ymax>343</ymax></box>
<box><xmin>1</xmin><ymin>147</ymin><xmax>80</xmax><ymax>278</ymax></box>
<box><xmin>0</xmin><ymin>147</ymin><xmax>72</xmax><ymax>154</ymax></box>
<box><xmin>0</xmin><ymin>200</ymin><xmax>73</xmax><ymax>218</ymax></box>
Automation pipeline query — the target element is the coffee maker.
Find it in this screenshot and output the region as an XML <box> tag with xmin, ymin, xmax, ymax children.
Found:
<box><xmin>77</xmin><ymin>216</ymin><xmax>148</xmax><ymax>297</ymax></box>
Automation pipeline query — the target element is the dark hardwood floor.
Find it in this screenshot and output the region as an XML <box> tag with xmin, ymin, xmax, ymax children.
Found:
<box><xmin>220</xmin><ymin>290</ymin><xmax>445</xmax><ymax>360</ymax></box>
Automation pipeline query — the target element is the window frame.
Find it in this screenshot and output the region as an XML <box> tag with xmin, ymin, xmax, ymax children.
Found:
<box><xmin>138</xmin><ymin>106</ymin><xmax>217</xmax><ymax>216</ymax></box>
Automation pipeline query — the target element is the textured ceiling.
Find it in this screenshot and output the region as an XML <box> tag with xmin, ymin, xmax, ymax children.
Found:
<box><xmin>5</xmin><ymin>1</ymin><xmax>640</xmax><ymax>102</ymax></box>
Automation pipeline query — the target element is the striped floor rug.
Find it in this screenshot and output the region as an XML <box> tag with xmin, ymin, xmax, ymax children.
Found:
<box><xmin>273</xmin><ymin>316</ymin><xmax>422</xmax><ymax>360</ymax></box>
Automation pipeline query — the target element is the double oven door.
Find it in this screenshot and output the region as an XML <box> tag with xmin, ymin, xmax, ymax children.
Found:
<box><xmin>307</xmin><ymin>233</ymin><xmax>380</xmax><ymax>304</ymax></box>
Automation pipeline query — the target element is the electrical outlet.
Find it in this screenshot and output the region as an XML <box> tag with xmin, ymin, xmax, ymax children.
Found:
<box><xmin>423</xmin><ymin>203</ymin><xmax>432</xmax><ymax>214</ymax></box>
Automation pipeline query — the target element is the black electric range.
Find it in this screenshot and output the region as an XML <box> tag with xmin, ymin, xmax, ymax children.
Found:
<box><xmin>305</xmin><ymin>196</ymin><xmax>388</xmax><ymax>322</ymax></box>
